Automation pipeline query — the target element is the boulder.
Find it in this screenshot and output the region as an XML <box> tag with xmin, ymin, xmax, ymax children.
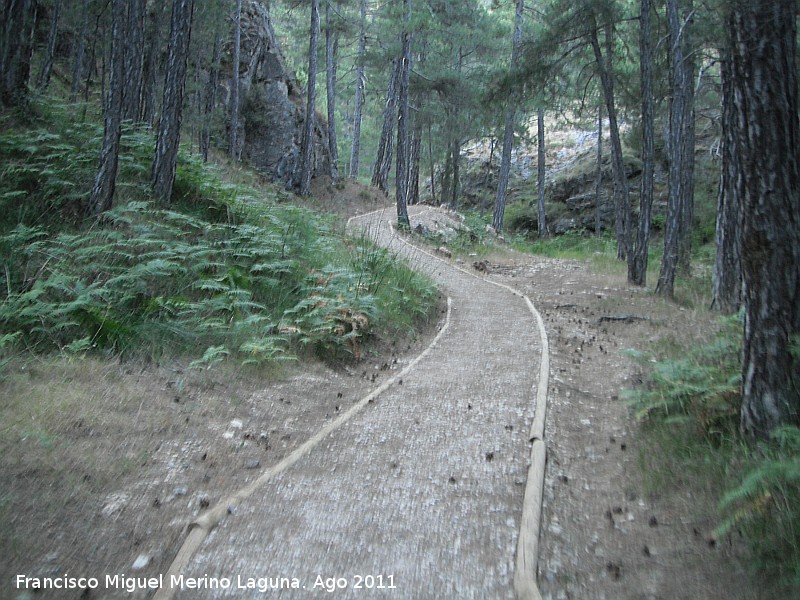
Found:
<box><xmin>233</xmin><ymin>0</ymin><xmax>331</xmax><ymax>188</ymax></box>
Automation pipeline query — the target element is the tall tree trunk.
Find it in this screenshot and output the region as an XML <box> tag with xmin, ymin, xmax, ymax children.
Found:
<box><xmin>450</xmin><ymin>137</ymin><xmax>460</xmax><ymax>210</ymax></box>
<box><xmin>711</xmin><ymin>38</ymin><xmax>742</xmax><ymax>314</ymax></box>
<box><xmin>1</xmin><ymin>0</ymin><xmax>38</xmax><ymax>107</ymax></box>
<box><xmin>595</xmin><ymin>98</ymin><xmax>603</xmax><ymax>236</ymax></box>
<box><xmin>229</xmin><ymin>0</ymin><xmax>242</xmax><ymax>161</ymax></box>
<box><xmin>372</xmin><ymin>59</ymin><xmax>399</xmax><ymax>194</ymax></box>
<box><xmin>492</xmin><ymin>0</ymin><xmax>524</xmax><ymax>233</ymax></box>
<box><xmin>37</xmin><ymin>0</ymin><xmax>61</xmax><ymax>91</ymax></box>
<box><xmin>349</xmin><ymin>0</ymin><xmax>367</xmax><ymax>179</ymax></box>
<box><xmin>537</xmin><ymin>107</ymin><xmax>547</xmax><ymax>237</ymax></box>
<box><xmin>69</xmin><ymin>1</ymin><xmax>89</xmax><ymax>103</ymax></box>
<box><xmin>151</xmin><ymin>0</ymin><xmax>195</xmax><ymax>205</ymax></box>
<box><xmin>629</xmin><ymin>0</ymin><xmax>655</xmax><ymax>286</ymax></box>
<box><xmin>140</xmin><ymin>3</ymin><xmax>163</xmax><ymax>126</ymax></box>
<box><xmin>656</xmin><ymin>0</ymin><xmax>693</xmax><ymax>297</ymax></box>
<box><xmin>298</xmin><ymin>0</ymin><xmax>319</xmax><ymax>196</ymax></box>
<box><xmin>677</xmin><ymin>0</ymin><xmax>695</xmax><ymax>274</ymax></box>
<box><xmin>591</xmin><ymin>22</ymin><xmax>631</xmax><ymax>261</ymax></box>
<box><xmin>409</xmin><ymin>122</ymin><xmax>422</xmax><ymax>205</ymax></box>
<box><xmin>201</xmin><ymin>28</ymin><xmax>223</xmax><ymax>162</ymax></box>
<box><xmin>731</xmin><ymin>0</ymin><xmax>800</xmax><ymax>438</ymax></box>
<box><xmin>325</xmin><ymin>0</ymin><xmax>339</xmax><ymax>180</ymax></box>
<box><xmin>427</xmin><ymin>122</ymin><xmax>436</xmax><ymax>203</ymax></box>
<box><xmin>395</xmin><ymin>0</ymin><xmax>412</xmax><ymax>229</ymax></box>
<box><xmin>122</xmin><ymin>0</ymin><xmax>146</xmax><ymax>121</ymax></box>
<box><xmin>87</xmin><ymin>0</ymin><xmax>126</xmax><ymax>215</ymax></box>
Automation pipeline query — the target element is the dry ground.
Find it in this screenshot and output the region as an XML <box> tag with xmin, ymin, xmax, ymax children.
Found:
<box><xmin>1</xmin><ymin>184</ymin><xmax>771</xmax><ymax>599</ymax></box>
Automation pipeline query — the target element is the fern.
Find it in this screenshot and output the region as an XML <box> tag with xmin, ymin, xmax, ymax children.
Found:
<box><xmin>717</xmin><ymin>426</ymin><xmax>800</xmax><ymax>589</ymax></box>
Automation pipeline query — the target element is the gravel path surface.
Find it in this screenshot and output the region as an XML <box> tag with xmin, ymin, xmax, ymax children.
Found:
<box><xmin>171</xmin><ymin>206</ymin><xmax>547</xmax><ymax>599</ymax></box>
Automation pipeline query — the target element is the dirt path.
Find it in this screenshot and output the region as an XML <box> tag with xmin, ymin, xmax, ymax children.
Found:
<box><xmin>3</xmin><ymin>203</ymin><xmax>765</xmax><ymax>600</ymax></box>
<box><xmin>157</xmin><ymin>206</ymin><xmax>547</xmax><ymax>599</ymax></box>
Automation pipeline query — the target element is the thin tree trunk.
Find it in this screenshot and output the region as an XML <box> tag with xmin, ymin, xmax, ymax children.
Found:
<box><xmin>87</xmin><ymin>0</ymin><xmax>126</xmax><ymax>215</ymax></box>
<box><xmin>595</xmin><ymin>98</ymin><xmax>603</xmax><ymax>236</ymax></box>
<box><xmin>441</xmin><ymin>139</ymin><xmax>452</xmax><ymax>206</ymax></box>
<box><xmin>325</xmin><ymin>0</ymin><xmax>339</xmax><ymax>180</ymax></box>
<box><xmin>121</xmin><ymin>0</ymin><xmax>145</xmax><ymax>121</ymax></box>
<box><xmin>201</xmin><ymin>28</ymin><xmax>223</xmax><ymax>162</ymax></box>
<box><xmin>591</xmin><ymin>22</ymin><xmax>631</xmax><ymax>261</ymax></box>
<box><xmin>395</xmin><ymin>0</ymin><xmax>412</xmax><ymax>229</ymax></box>
<box><xmin>732</xmin><ymin>0</ymin><xmax>800</xmax><ymax>438</ymax></box>
<box><xmin>450</xmin><ymin>137</ymin><xmax>460</xmax><ymax>210</ymax></box>
<box><xmin>492</xmin><ymin>0</ymin><xmax>524</xmax><ymax>233</ymax></box>
<box><xmin>69</xmin><ymin>2</ymin><xmax>89</xmax><ymax>103</ymax></box>
<box><xmin>349</xmin><ymin>0</ymin><xmax>367</xmax><ymax>179</ymax></box>
<box><xmin>711</xmin><ymin>39</ymin><xmax>741</xmax><ymax>314</ymax></box>
<box><xmin>537</xmin><ymin>107</ymin><xmax>547</xmax><ymax>237</ymax></box>
<box><xmin>37</xmin><ymin>0</ymin><xmax>62</xmax><ymax>91</ymax></box>
<box><xmin>372</xmin><ymin>59</ymin><xmax>399</xmax><ymax>194</ymax></box>
<box><xmin>409</xmin><ymin>123</ymin><xmax>422</xmax><ymax>205</ymax></box>
<box><xmin>677</xmin><ymin>0</ymin><xmax>695</xmax><ymax>274</ymax></box>
<box><xmin>298</xmin><ymin>0</ymin><xmax>319</xmax><ymax>196</ymax></box>
<box><xmin>629</xmin><ymin>0</ymin><xmax>655</xmax><ymax>286</ymax></box>
<box><xmin>428</xmin><ymin>122</ymin><xmax>436</xmax><ymax>203</ymax></box>
<box><xmin>229</xmin><ymin>0</ymin><xmax>242</xmax><ymax>161</ymax></box>
<box><xmin>140</xmin><ymin>4</ymin><xmax>162</xmax><ymax>126</ymax></box>
<box><xmin>151</xmin><ymin>0</ymin><xmax>195</xmax><ymax>205</ymax></box>
<box><xmin>656</xmin><ymin>0</ymin><xmax>692</xmax><ymax>297</ymax></box>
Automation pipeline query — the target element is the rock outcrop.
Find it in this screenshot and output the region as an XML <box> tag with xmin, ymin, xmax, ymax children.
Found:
<box><xmin>232</xmin><ymin>0</ymin><xmax>330</xmax><ymax>188</ymax></box>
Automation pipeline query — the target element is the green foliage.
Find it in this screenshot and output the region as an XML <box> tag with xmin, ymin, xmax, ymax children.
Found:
<box><xmin>628</xmin><ymin>313</ymin><xmax>800</xmax><ymax>593</ymax></box>
<box><xmin>0</xmin><ymin>106</ymin><xmax>438</xmax><ymax>367</ymax></box>
<box><xmin>624</xmin><ymin>314</ymin><xmax>742</xmax><ymax>442</ymax></box>
<box><xmin>717</xmin><ymin>427</ymin><xmax>800</xmax><ymax>590</ymax></box>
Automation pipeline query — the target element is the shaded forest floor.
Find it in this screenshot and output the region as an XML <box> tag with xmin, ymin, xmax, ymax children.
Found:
<box><xmin>0</xmin><ymin>181</ymin><xmax>774</xmax><ymax>599</ymax></box>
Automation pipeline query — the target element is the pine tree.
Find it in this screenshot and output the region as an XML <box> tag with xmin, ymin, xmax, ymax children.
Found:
<box><xmin>298</xmin><ymin>0</ymin><xmax>320</xmax><ymax>196</ymax></box>
<box><xmin>151</xmin><ymin>0</ymin><xmax>196</xmax><ymax>205</ymax></box>
<box><xmin>87</xmin><ymin>0</ymin><xmax>126</xmax><ymax>215</ymax></box>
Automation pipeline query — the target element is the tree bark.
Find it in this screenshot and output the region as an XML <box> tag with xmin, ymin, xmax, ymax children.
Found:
<box><xmin>298</xmin><ymin>0</ymin><xmax>319</xmax><ymax>196</ymax></box>
<box><xmin>595</xmin><ymin>98</ymin><xmax>603</xmax><ymax>236</ymax></box>
<box><xmin>590</xmin><ymin>23</ymin><xmax>630</xmax><ymax>261</ymax></box>
<box><xmin>677</xmin><ymin>0</ymin><xmax>695</xmax><ymax>275</ymax></box>
<box><xmin>492</xmin><ymin>0</ymin><xmax>524</xmax><ymax>233</ymax></box>
<box><xmin>537</xmin><ymin>107</ymin><xmax>547</xmax><ymax>237</ymax></box>
<box><xmin>372</xmin><ymin>59</ymin><xmax>399</xmax><ymax>194</ymax></box>
<box><xmin>629</xmin><ymin>0</ymin><xmax>655</xmax><ymax>286</ymax></box>
<box><xmin>151</xmin><ymin>0</ymin><xmax>195</xmax><ymax>205</ymax></box>
<box><xmin>731</xmin><ymin>0</ymin><xmax>800</xmax><ymax>438</ymax></box>
<box><xmin>409</xmin><ymin>123</ymin><xmax>422</xmax><ymax>206</ymax></box>
<box><xmin>450</xmin><ymin>137</ymin><xmax>460</xmax><ymax>210</ymax></box>
<box><xmin>711</xmin><ymin>38</ymin><xmax>741</xmax><ymax>314</ymax></box>
<box><xmin>140</xmin><ymin>3</ymin><xmax>163</xmax><ymax>126</ymax></box>
<box><xmin>87</xmin><ymin>0</ymin><xmax>126</xmax><ymax>215</ymax></box>
<box><xmin>201</xmin><ymin>27</ymin><xmax>223</xmax><ymax>162</ymax></box>
<box><xmin>229</xmin><ymin>0</ymin><xmax>242</xmax><ymax>161</ymax></box>
<box><xmin>656</xmin><ymin>0</ymin><xmax>694</xmax><ymax>297</ymax></box>
<box><xmin>1</xmin><ymin>0</ymin><xmax>38</xmax><ymax>107</ymax></box>
<box><xmin>395</xmin><ymin>0</ymin><xmax>412</xmax><ymax>229</ymax></box>
<box><xmin>69</xmin><ymin>1</ymin><xmax>89</xmax><ymax>103</ymax></box>
<box><xmin>121</xmin><ymin>0</ymin><xmax>146</xmax><ymax>121</ymax></box>
<box><xmin>37</xmin><ymin>0</ymin><xmax>61</xmax><ymax>91</ymax></box>
<box><xmin>325</xmin><ymin>0</ymin><xmax>339</xmax><ymax>180</ymax></box>
<box><xmin>349</xmin><ymin>0</ymin><xmax>367</xmax><ymax>179</ymax></box>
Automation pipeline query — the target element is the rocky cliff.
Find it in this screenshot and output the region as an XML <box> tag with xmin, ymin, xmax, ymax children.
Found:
<box><xmin>232</xmin><ymin>0</ymin><xmax>330</xmax><ymax>188</ymax></box>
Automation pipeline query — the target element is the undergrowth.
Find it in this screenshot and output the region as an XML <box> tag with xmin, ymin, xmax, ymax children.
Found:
<box><xmin>626</xmin><ymin>314</ymin><xmax>800</xmax><ymax>594</ymax></box>
<box><xmin>0</xmin><ymin>101</ymin><xmax>437</xmax><ymax>368</ymax></box>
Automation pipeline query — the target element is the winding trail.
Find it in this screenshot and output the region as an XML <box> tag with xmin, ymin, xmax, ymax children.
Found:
<box><xmin>161</xmin><ymin>206</ymin><xmax>549</xmax><ymax>599</ymax></box>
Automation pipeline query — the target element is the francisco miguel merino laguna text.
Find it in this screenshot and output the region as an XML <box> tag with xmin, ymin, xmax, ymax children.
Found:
<box><xmin>15</xmin><ymin>573</ymin><xmax>303</xmax><ymax>593</ymax></box>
